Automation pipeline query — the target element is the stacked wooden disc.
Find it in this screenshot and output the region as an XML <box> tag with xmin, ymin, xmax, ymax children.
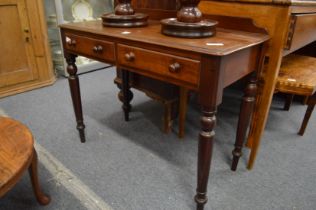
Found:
<box><xmin>161</xmin><ymin>0</ymin><xmax>217</xmax><ymax>38</ymax></box>
<box><xmin>102</xmin><ymin>0</ymin><xmax>148</xmax><ymax>28</ymax></box>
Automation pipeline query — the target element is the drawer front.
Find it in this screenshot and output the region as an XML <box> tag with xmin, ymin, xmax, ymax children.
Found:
<box><xmin>64</xmin><ymin>33</ymin><xmax>115</xmax><ymax>62</ymax></box>
<box><xmin>284</xmin><ymin>13</ymin><xmax>316</xmax><ymax>54</ymax></box>
<box><xmin>117</xmin><ymin>44</ymin><xmax>200</xmax><ymax>87</ymax></box>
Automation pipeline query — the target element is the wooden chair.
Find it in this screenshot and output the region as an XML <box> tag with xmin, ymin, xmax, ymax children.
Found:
<box><xmin>0</xmin><ymin>117</ymin><xmax>50</xmax><ymax>205</ymax></box>
<box><xmin>275</xmin><ymin>54</ymin><xmax>316</xmax><ymax>135</ymax></box>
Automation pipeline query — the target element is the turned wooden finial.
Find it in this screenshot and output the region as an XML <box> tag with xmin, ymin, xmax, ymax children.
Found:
<box><xmin>161</xmin><ymin>0</ymin><xmax>217</xmax><ymax>38</ymax></box>
<box><xmin>115</xmin><ymin>0</ymin><xmax>135</xmax><ymax>16</ymax></box>
<box><xmin>102</xmin><ymin>0</ymin><xmax>148</xmax><ymax>28</ymax></box>
<box><xmin>177</xmin><ymin>0</ymin><xmax>202</xmax><ymax>23</ymax></box>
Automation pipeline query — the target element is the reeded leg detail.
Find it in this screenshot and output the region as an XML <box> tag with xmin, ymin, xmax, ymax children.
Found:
<box><xmin>66</xmin><ymin>54</ymin><xmax>86</xmax><ymax>143</ymax></box>
<box><xmin>231</xmin><ymin>77</ymin><xmax>257</xmax><ymax>171</ymax></box>
<box><xmin>121</xmin><ymin>69</ymin><xmax>131</xmax><ymax>121</ymax></box>
<box><xmin>28</xmin><ymin>149</ymin><xmax>51</xmax><ymax>205</ymax></box>
<box><xmin>195</xmin><ymin>108</ymin><xmax>216</xmax><ymax>210</ymax></box>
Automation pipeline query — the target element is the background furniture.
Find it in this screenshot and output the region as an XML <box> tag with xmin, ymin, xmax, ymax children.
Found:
<box><xmin>0</xmin><ymin>117</ymin><xmax>50</xmax><ymax>205</ymax></box>
<box><xmin>276</xmin><ymin>54</ymin><xmax>316</xmax><ymax>135</ymax></box>
<box><xmin>60</xmin><ymin>18</ymin><xmax>268</xmax><ymax>209</ymax></box>
<box><xmin>199</xmin><ymin>0</ymin><xmax>316</xmax><ymax>169</ymax></box>
<box><xmin>114</xmin><ymin>1</ymin><xmax>182</xmax><ymax>136</ymax></box>
<box><xmin>44</xmin><ymin>0</ymin><xmax>113</xmax><ymax>76</ymax></box>
<box><xmin>0</xmin><ymin>0</ymin><xmax>55</xmax><ymax>98</ymax></box>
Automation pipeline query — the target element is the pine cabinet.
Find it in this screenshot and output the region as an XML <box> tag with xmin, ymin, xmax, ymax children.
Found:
<box><xmin>0</xmin><ymin>0</ymin><xmax>55</xmax><ymax>98</ymax></box>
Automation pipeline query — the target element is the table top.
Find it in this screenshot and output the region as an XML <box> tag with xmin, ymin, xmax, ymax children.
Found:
<box><xmin>0</xmin><ymin>117</ymin><xmax>34</xmax><ymax>197</ymax></box>
<box><xmin>60</xmin><ymin>20</ymin><xmax>269</xmax><ymax>56</ymax></box>
<box><xmin>208</xmin><ymin>0</ymin><xmax>316</xmax><ymax>6</ymax></box>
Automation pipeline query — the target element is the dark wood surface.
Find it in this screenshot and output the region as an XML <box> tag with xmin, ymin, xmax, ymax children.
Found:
<box><xmin>62</xmin><ymin>21</ymin><xmax>267</xmax><ymax>56</ymax></box>
<box><xmin>0</xmin><ymin>117</ymin><xmax>50</xmax><ymax>205</ymax></box>
<box><xmin>60</xmin><ymin>20</ymin><xmax>268</xmax><ymax>209</ymax></box>
<box><xmin>102</xmin><ymin>0</ymin><xmax>148</xmax><ymax>27</ymax></box>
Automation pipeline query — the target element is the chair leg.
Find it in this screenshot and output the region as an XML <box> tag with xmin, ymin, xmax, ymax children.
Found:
<box><xmin>298</xmin><ymin>97</ymin><xmax>315</xmax><ymax>136</ymax></box>
<box><xmin>302</xmin><ymin>96</ymin><xmax>309</xmax><ymax>105</ymax></box>
<box><xmin>28</xmin><ymin>149</ymin><xmax>51</xmax><ymax>205</ymax></box>
<box><xmin>178</xmin><ymin>87</ymin><xmax>188</xmax><ymax>139</ymax></box>
<box><xmin>284</xmin><ymin>94</ymin><xmax>294</xmax><ymax>111</ymax></box>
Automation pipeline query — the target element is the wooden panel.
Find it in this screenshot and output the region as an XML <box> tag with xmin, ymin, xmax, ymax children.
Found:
<box><xmin>117</xmin><ymin>44</ymin><xmax>200</xmax><ymax>88</ymax></box>
<box><xmin>284</xmin><ymin>13</ymin><xmax>316</xmax><ymax>55</ymax></box>
<box><xmin>0</xmin><ymin>0</ymin><xmax>38</xmax><ymax>88</ymax></box>
<box><xmin>131</xmin><ymin>0</ymin><xmax>178</xmax><ymax>20</ymax></box>
<box><xmin>64</xmin><ymin>33</ymin><xmax>115</xmax><ymax>63</ymax></box>
<box><xmin>133</xmin><ymin>0</ymin><xmax>178</xmax><ymax>10</ymax></box>
<box><xmin>223</xmin><ymin>46</ymin><xmax>261</xmax><ymax>87</ymax></box>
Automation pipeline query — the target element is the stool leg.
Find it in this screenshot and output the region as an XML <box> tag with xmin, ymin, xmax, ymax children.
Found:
<box><xmin>284</xmin><ymin>94</ymin><xmax>294</xmax><ymax>111</ymax></box>
<box><xmin>163</xmin><ymin>102</ymin><xmax>173</xmax><ymax>133</ymax></box>
<box><xmin>298</xmin><ymin>101</ymin><xmax>315</xmax><ymax>136</ymax></box>
<box><xmin>178</xmin><ymin>87</ymin><xmax>188</xmax><ymax>138</ymax></box>
<box><xmin>28</xmin><ymin>149</ymin><xmax>50</xmax><ymax>205</ymax></box>
<box><xmin>231</xmin><ymin>77</ymin><xmax>257</xmax><ymax>171</ymax></box>
<box><xmin>121</xmin><ymin>69</ymin><xmax>131</xmax><ymax>121</ymax></box>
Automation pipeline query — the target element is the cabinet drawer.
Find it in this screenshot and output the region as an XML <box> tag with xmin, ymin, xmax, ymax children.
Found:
<box><xmin>285</xmin><ymin>13</ymin><xmax>316</xmax><ymax>54</ymax></box>
<box><xmin>117</xmin><ymin>44</ymin><xmax>200</xmax><ymax>87</ymax></box>
<box><xmin>64</xmin><ymin>33</ymin><xmax>115</xmax><ymax>62</ymax></box>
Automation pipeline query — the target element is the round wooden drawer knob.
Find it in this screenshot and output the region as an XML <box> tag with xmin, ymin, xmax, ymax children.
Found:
<box><xmin>93</xmin><ymin>45</ymin><xmax>103</xmax><ymax>53</ymax></box>
<box><xmin>67</xmin><ymin>39</ymin><xmax>76</xmax><ymax>47</ymax></box>
<box><xmin>125</xmin><ymin>52</ymin><xmax>135</xmax><ymax>61</ymax></box>
<box><xmin>169</xmin><ymin>62</ymin><xmax>181</xmax><ymax>73</ymax></box>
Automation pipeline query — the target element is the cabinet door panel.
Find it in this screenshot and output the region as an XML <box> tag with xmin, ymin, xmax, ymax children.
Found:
<box><xmin>0</xmin><ymin>0</ymin><xmax>38</xmax><ymax>88</ymax></box>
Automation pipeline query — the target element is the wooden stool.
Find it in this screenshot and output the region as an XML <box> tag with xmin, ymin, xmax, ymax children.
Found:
<box><xmin>276</xmin><ymin>54</ymin><xmax>316</xmax><ymax>135</ymax></box>
<box><xmin>0</xmin><ymin>117</ymin><xmax>50</xmax><ymax>205</ymax></box>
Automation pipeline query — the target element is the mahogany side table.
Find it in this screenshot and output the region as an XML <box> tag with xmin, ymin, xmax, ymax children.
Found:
<box><xmin>60</xmin><ymin>20</ymin><xmax>268</xmax><ymax>210</ymax></box>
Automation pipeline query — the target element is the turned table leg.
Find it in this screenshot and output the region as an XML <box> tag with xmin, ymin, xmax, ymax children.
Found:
<box><xmin>231</xmin><ymin>77</ymin><xmax>257</xmax><ymax>171</ymax></box>
<box><xmin>121</xmin><ymin>69</ymin><xmax>131</xmax><ymax>121</ymax></box>
<box><xmin>179</xmin><ymin>87</ymin><xmax>188</xmax><ymax>138</ymax></box>
<box><xmin>28</xmin><ymin>149</ymin><xmax>51</xmax><ymax>205</ymax></box>
<box><xmin>65</xmin><ymin>53</ymin><xmax>86</xmax><ymax>143</ymax></box>
<box><xmin>195</xmin><ymin>107</ymin><xmax>216</xmax><ymax>210</ymax></box>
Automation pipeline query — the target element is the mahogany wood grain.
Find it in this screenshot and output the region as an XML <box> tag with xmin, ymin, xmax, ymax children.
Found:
<box><xmin>0</xmin><ymin>117</ymin><xmax>50</xmax><ymax>205</ymax></box>
<box><xmin>64</xmin><ymin>33</ymin><xmax>116</xmax><ymax>62</ymax></box>
<box><xmin>117</xmin><ymin>44</ymin><xmax>201</xmax><ymax>88</ymax></box>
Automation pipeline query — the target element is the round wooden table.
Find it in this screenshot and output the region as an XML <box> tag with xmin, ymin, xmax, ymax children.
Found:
<box><xmin>0</xmin><ymin>117</ymin><xmax>50</xmax><ymax>205</ymax></box>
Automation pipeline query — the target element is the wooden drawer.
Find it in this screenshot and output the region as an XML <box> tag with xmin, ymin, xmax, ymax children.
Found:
<box><xmin>117</xmin><ymin>44</ymin><xmax>200</xmax><ymax>87</ymax></box>
<box><xmin>64</xmin><ymin>33</ymin><xmax>115</xmax><ymax>62</ymax></box>
<box><xmin>284</xmin><ymin>13</ymin><xmax>316</xmax><ymax>54</ymax></box>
